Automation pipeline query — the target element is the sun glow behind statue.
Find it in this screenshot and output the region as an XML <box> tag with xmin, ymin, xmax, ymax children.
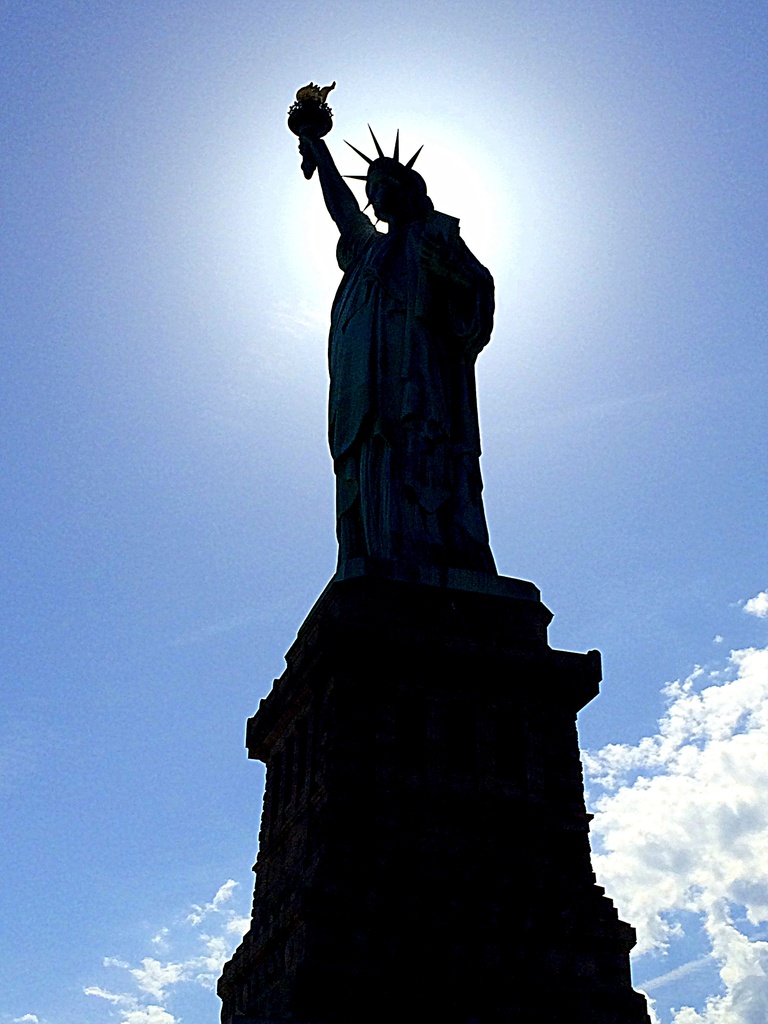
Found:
<box><xmin>342</xmin><ymin>124</ymin><xmax>514</xmax><ymax>274</ymax></box>
<box><xmin>159</xmin><ymin>77</ymin><xmax>632</xmax><ymax>437</ymax></box>
<box><xmin>283</xmin><ymin>100</ymin><xmax>616</xmax><ymax>371</ymax></box>
<box><xmin>283</xmin><ymin>120</ymin><xmax>518</xmax><ymax>354</ymax></box>
<box><xmin>6</xmin><ymin>8</ymin><xmax>768</xmax><ymax>1024</ymax></box>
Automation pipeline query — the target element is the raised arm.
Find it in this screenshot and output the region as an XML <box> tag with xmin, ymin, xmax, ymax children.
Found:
<box><xmin>299</xmin><ymin>136</ymin><xmax>363</xmax><ymax>236</ymax></box>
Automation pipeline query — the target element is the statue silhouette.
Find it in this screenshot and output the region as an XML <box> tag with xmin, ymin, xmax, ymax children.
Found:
<box><xmin>299</xmin><ymin>128</ymin><xmax>497</xmax><ymax>585</ymax></box>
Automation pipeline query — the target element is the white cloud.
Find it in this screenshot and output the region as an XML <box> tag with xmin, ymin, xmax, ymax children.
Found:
<box><xmin>669</xmin><ymin>902</ymin><xmax>768</xmax><ymax>1023</ymax></box>
<box><xmin>585</xmin><ymin>639</ymin><xmax>768</xmax><ymax>1024</ymax></box>
<box><xmin>84</xmin><ymin>985</ymin><xmax>134</xmax><ymax>1005</ymax></box>
<box><xmin>187</xmin><ymin>879</ymin><xmax>238</xmax><ymax>926</ymax></box>
<box><xmin>744</xmin><ymin>592</ymin><xmax>768</xmax><ymax>618</ymax></box>
<box><xmin>13</xmin><ymin>1016</ymin><xmax>40</xmax><ymax>1023</ymax></box>
<box><xmin>129</xmin><ymin>958</ymin><xmax>188</xmax><ymax>1001</ymax></box>
<box><xmin>119</xmin><ymin>1009</ymin><xmax>176</xmax><ymax>1024</ymax></box>
<box><xmin>88</xmin><ymin>880</ymin><xmax>249</xmax><ymax>1022</ymax></box>
<box><xmin>213</xmin><ymin>879</ymin><xmax>238</xmax><ymax>907</ymax></box>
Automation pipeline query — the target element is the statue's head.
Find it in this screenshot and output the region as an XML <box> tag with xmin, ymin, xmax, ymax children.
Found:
<box><xmin>365</xmin><ymin>157</ymin><xmax>433</xmax><ymax>223</ymax></box>
<box><xmin>346</xmin><ymin>129</ymin><xmax>433</xmax><ymax>224</ymax></box>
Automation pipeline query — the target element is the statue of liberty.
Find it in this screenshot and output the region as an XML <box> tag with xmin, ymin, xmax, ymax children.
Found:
<box><xmin>293</xmin><ymin>97</ymin><xmax>497</xmax><ymax>586</ymax></box>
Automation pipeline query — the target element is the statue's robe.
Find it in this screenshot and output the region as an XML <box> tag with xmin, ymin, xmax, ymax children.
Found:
<box><xmin>329</xmin><ymin>207</ymin><xmax>496</xmax><ymax>579</ymax></box>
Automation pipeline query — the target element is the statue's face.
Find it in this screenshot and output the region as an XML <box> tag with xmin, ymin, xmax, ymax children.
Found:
<box><xmin>366</xmin><ymin>171</ymin><xmax>405</xmax><ymax>224</ymax></box>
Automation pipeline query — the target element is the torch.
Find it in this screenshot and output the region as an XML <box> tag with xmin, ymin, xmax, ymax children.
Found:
<box><xmin>287</xmin><ymin>81</ymin><xmax>336</xmax><ymax>179</ymax></box>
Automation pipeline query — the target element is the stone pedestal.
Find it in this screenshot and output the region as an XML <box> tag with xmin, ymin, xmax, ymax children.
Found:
<box><xmin>218</xmin><ymin>576</ymin><xmax>651</xmax><ymax>1024</ymax></box>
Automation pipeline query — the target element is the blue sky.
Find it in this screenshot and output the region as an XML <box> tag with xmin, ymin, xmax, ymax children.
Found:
<box><xmin>2</xmin><ymin>3</ymin><xmax>767</xmax><ymax>1023</ymax></box>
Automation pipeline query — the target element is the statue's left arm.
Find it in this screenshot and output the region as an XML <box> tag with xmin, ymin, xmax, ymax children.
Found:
<box><xmin>419</xmin><ymin>234</ymin><xmax>476</xmax><ymax>289</ymax></box>
<box><xmin>419</xmin><ymin>217</ymin><xmax>494</xmax><ymax>358</ymax></box>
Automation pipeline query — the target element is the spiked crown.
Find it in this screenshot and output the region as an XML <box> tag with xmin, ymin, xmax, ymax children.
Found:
<box><xmin>345</xmin><ymin>127</ymin><xmax>432</xmax><ymax>218</ymax></box>
<box><xmin>344</xmin><ymin>126</ymin><xmax>423</xmax><ymax>177</ymax></box>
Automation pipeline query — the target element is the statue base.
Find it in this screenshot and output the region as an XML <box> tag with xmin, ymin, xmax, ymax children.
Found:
<box><xmin>335</xmin><ymin>556</ymin><xmax>538</xmax><ymax>599</ymax></box>
<box><xmin>218</xmin><ymin>574</ymin><xmax>651</xmax><ymax>1024</ymax></box>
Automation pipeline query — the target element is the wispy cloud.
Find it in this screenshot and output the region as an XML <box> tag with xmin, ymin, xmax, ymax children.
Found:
<box><xmin>13</xmin><ymin>1016</ymin><xmax>40</xmax><ymax>1023</ymax></box>
<box><xmin>638</xmin><ymin>955</ymin><xmax>714</xmax><ymax>993</ymax></box>
<box><xmin>170</xmin><ymin>611</ymin><xmax>256</xmax><ymax>648</ymax></box>
<box><xmin>84</xmin><ymin>985</ymin><xmax>132</xmax><ymax>1005</ymax></box>
<box><xmin>85</xmin><ymin>881</ymin><xmax>250</xmax><ymax>1023</ymax></box>
<box><xmin>271</xmin><ymin>300</ymin><xmax>328</xmax><ymax>339</ymax></box>
<box><xmin>585</xmin><ymin>591</ymin><xmax>768</xmax><ymax>1024</ymax></box>
<box><xmin>186</xmin><ymin>878</ymin><xmax>238</xmax><ymax>926</ymax></box>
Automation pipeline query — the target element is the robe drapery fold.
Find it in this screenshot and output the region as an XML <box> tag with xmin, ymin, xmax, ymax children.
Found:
<box><xmin>329</xmin><ymin>208</ymin><xmax>497</xmax><ymax>579</ymax></box>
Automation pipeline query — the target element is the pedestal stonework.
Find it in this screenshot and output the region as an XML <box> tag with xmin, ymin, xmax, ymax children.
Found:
<box><xmin>218</xmin><ymin>576</ymin><xmax>651</xmax><ymax>1024</ymax></box>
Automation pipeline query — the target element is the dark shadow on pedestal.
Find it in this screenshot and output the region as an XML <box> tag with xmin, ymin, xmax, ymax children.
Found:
<box><xmin>218</xmin><ymin>575</ymin><xmax>651</xmax><ymax>1024</ymax></box>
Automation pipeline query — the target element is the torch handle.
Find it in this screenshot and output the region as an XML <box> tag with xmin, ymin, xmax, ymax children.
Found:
<box><xmin>300</xmin><ymin>145</ymin><xmax>317</xmax><ymax>180</ymax></box>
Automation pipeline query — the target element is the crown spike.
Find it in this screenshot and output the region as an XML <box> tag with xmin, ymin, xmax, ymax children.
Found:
<box><xmin>405</xmin><ymin>145</ymin><xmax>423</xmax><ymax>169</ymax></box>
<box><xmin>368</xmin><ymin>125</ymin><xmax>385</xmax><ymax>158</ymax></box>
<box><xmin>345</xmin><ymin>140</ymin><xmax>372</xmax><ymax>164</ymax></box>
<box><xmin>393</xmin><ymin>129</ymin><xmax>400</xmax><ymax>163</ymax></box>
